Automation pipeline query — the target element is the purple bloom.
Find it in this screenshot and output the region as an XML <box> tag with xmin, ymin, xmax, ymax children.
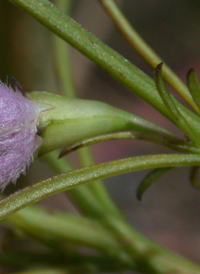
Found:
<box><xmin>0</xmin><ymin>82</ymin><xmax>47</xmax><ymax>190</ymax></box>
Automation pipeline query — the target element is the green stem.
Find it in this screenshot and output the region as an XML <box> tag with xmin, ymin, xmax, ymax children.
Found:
<box><xmin>9</xmin><ymin>0</ymin><xmax>200</xmax><ymax>144</ymax></box>
<box><xmin>102</xmin><ymin>215</ymin><xmax>200</xmax><ymax>274</ymax></box>
<box><xmin>53</xmin><ymin>0</ymin><xmax>75</xmax><ymax>98</ymax></box>
<box><xmin>4</xmin><ymin>206</ymin><xmax>124</xmax><ymax>256</ymax></box>
<box><xmin>3</xmin><ymin>205</ymin><xmax>200</xmax><ymax>273</ymax></box>
<box><xmin>52</xmin><ymin>0</ymin><xmax>124</xmax><ymax>217</ymax></box>
<box><xmin>76</xmin><ymin>147</ymin><xmax>123</xmax><ymax>217</ymax></box>
<box><xmin>42</xmin><ymin>150</ymin><xmax>108</xmax><ymax>217</ymax></box>
<box><xmin>98</xmin><ymin>0</ymin><xmax>199</xmax><ymax>113</ymax></box>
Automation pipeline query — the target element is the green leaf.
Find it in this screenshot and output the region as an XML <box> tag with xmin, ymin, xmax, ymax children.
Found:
<box><xmin>155</xmin><ymin>63</ymin><xmax>181</xmax><ymax>120</ymax></box>
<box><xmin>187</xmin><ymin>69</ymin><xmax>200</xmax><ymax>111</ymax></box>
<box><xmin>1</xmin><ymin>153</ymin><xmax>200</xmax><ymax>220</ymax></box>
<box><xmin>155</xmin><ymin>63</ymin><xmax>200</xmax><ymax>147</ymax></box>
<box><xmin>137</xmin><ymin>167</ymin><xmax>172</xmax><ymax>200</ymax></box>
<box><xmin>59</xmin><ymin>132</ymin><xmax>136</xmax><ymax>158</ymax></box>
<box><xmin>190</xmin><ymin>166</ymin><xmax>200</xmax><ymax>189</ymax></box>
<box><xmin>59</xmin><ymin>131</ymin><xmax>200</xmax><ymax>158</ymax></box>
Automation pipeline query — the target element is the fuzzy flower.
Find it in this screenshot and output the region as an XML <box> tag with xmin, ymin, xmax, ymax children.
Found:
<box><xmin>0</xmin><ymin>82</ymin><xmax>47</xmax><ymax>190</ymax></box>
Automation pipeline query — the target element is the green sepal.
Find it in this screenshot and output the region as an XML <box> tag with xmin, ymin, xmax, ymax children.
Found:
<box><xmin>28</xmin><ymin>91</ymin><xmax>175</xmax><ymax>154</ymax></box>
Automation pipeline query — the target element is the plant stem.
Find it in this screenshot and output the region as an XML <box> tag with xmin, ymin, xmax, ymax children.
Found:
<box><xmin>4</xmin><ymin>206</ymin><xmax>124</xmax><ymax>256</ymax></box>
<box><xmin>75</xmin><ymin>147</ymin><xmax>123</xmax><ymax>217</ymax></box>
<box><xmin>98</xmin><ymin>0</ymin><xmax>198</xmax><ymax>113</ymax></box>
<box><xmin>3</xmin><ymin>183</ymin><xmax>200</xmax><ymax>273</ymax></box>
<box><xmin>4</xmin><ymin>205</ymin><xmax>200</xmax><ymax>273</ymax></box>
<box><xmin>42</xmin><ymin>150</ymin><xmax>108</xmax><ymax>217</ymax></box>
<box><xmin>53</xmin><ymin>0</ymin><xmax>75</xmax><ymax>98</ymax></box>
<box><xmin>52</xmin><ymin>0</ymin><xmax>124</xmax><ymax>217</ymax></box>
<box><xmin>52</xmin><ymin>0</ymin><xmax>112</xmax><ymax>215</ymax></box>
<box><xmin>102</xmin><ymin>215</ymin><xmax>200</xmax><ymax>274</ymax></box>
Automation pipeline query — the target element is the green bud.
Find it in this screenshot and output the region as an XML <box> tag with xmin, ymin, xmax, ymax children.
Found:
<box><xmin>28</xmin><ymin>91</ymin><xmax>174</xmax><ymax>155</ymax></box>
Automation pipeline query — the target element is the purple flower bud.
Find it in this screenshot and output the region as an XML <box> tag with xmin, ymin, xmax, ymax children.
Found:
<box><xmin>0</xmin><ymin>82</ymin><xmax>47</xmax><ymax>190</ymax></box>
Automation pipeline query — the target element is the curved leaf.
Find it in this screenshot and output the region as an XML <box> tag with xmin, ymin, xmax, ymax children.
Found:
<box><xmin>155</xmin><ymin>63</ymin><xmax>200</xmax><ymax>146</ymax></box>
<box><xmin>187</xmin><ymin>69</ymin><xmax>200</xmax><ymax>111</ymax></box>
<box><xmin>59</xmin><ymin>131</ymin><xmax>200</xmax><ymax>158</ymax></box>
<box><xmin>137</xmin><ymin>167</ymin><xmax>172</xmax><ymax>200</ymax></box>
<box><xmin>190</xmin><ymin>166</ymin><xmax>200</xmax><ymax>189</ymax></box>
<box><xmin>1</xmin><ymin>153</ymin><xmax>200</xmax><ymax>220</ymax></box>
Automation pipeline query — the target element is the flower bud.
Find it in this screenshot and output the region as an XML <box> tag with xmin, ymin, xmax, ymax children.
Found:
<box><xmin>1</xmin><ymin>86</ymin><xmax>172</xmax><ymax>190</ymax></box>
<box><xmin>0</xmin><ymin>82</ymin><xmax>47</xmax><ymax>190</ymax></box>
<box><xmin>28</xmin><ymin>91</ymin><xmax>173</xmax><ymax>155</ymax></box>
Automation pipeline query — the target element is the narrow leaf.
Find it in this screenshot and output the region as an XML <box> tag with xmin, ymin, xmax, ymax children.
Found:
<box><xmin>1</xmin><ymin>153</ymin><xmax>200</xmax><ymax>220</ymax></box>
<box><xmin>155</xmin><ymin>63</ymin><xmax>200</xmax><ymax>147</ymax></box>
<box><xmin>59</xmin><ymin>131</ymin><xmax>200</xmax><ymax>158</ymax></box>
<box><xmin>59</xmin><ymin>132</ymin><xmax>135</xmax><ymax>158</ymax></box>
<box><xmin>137</xmin><ymin>167</ymin><xmax>172</xmax><ymax>200</ymax></box>
<box><xmin>190</xmin><ymin>166</ymin><xmax>200</xmax><ymax>189</ymax></box>
<box><xmin>155</xmin><ymin>63</ymin><xmax>180</xmax><ymax>119</ymax></box>
<box><xmin>187</xmin><ymin>69</ymin><xmax>200</xmax><ymax>111</ymax></box>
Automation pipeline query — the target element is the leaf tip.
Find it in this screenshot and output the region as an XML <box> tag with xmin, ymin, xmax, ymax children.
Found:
<box><xmin>136</xmin><ymin>190</ymin><xmax>143</xmax><ymax>201</ymax></box>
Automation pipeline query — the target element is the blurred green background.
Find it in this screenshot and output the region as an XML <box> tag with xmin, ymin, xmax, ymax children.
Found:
<box><xmin>1</xmin><ymin>0</ymin><xmax>200</xmax><ymax>269</ymax></box>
